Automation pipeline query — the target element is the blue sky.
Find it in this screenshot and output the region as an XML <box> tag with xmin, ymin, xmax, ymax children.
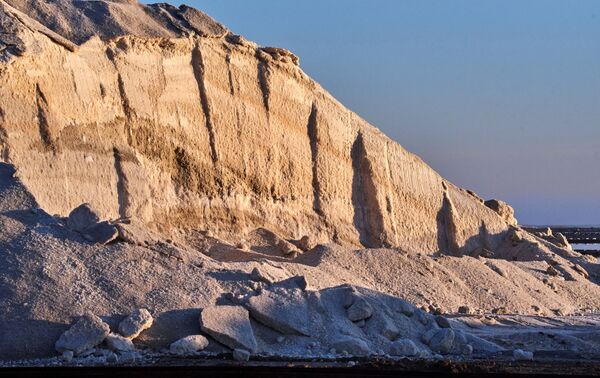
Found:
<box><xmin>146</xmin><ymin>0</ymin><xmax>600</xmax><ymax>225</ymax></box>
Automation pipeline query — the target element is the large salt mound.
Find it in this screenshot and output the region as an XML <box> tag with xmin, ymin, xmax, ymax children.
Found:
<box><xmin>1</xmin><ymin>0</ymin><xmax>511</xmax><ymax>253</ymax></box>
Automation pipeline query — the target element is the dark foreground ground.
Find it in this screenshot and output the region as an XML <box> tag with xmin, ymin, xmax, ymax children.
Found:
<box><xmin>2</xmin><ymin>357</ymin><xmax>600</xmax><ymax>378</ymax></box>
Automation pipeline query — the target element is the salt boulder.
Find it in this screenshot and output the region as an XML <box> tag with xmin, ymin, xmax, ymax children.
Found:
<box><xmin>347</xmin><ymin>296</ymin><xmax>373</xmax><ymax>322</ymax></box>
<box><xmin>200</xmin><ymin>305</ymin><xmax>257</xmax><ymax>352</ymax></box>
<box><xmin>55</xmin><ymin>313</ymin><xmax>110</xmax><ymax>354</ymax></box>
<box><xmin>246</xmin><ymin>289</ymin><xmax>310</xmax><ymax>336</ymax></box>
<box><xmin>169</xmin><ymin>335</ymin><xmax>209</xmax><ymax>355</ymax></box>
<box><xmin>118</xmin><ymin>308</ymin><xmax>153</xmax><ymax>339</ymax></box>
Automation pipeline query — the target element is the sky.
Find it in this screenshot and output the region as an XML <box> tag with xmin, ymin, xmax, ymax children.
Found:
<box><xmin>147</xmin><ymin>0</ymin><xmax>600</xmax><ymax>225</ymax></box>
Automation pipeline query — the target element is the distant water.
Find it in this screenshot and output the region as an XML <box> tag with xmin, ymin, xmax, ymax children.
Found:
<box><xmin>574</xmin><ymin>243</ymin><xmax>600</xmax><ymax>250</ymax></box>
<box><xmin>524</xmin><ymin>225</ymin><xmax>600</xmax><ymax>228</ymax></box>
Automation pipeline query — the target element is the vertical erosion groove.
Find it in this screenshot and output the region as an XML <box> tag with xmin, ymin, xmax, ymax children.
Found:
<box><xmin>441</xmin><ymin>181</ymin><xmax>461</xmax><ymax>255</ymax></box>
<box><xmin>0</xmin><ymin>106</ymin><xmax>9</xmax><ymax>162</ymax></box>
<box><xmin>116</xmin><ymin>73</ymin><xmax>134</xmax><ymax>146</ymax></box>
<box><xmin>351</xmin><ymin>132</ymin><xmax>386</xmax><ymax>248</ymax></box>
<box><xmin>113</xmin><ymin>147</ymin><xmax>130</xmax><ymax>219</ymax></box>
<box><xmin>192</xmin><ymin>44</ymin><xmax>218</xmax><ymax>164</ymax></box>
<box><xmin>307</xmin><ymin>103</ymin><xmax>323</xmax><ymax>216</ymax></box>
<box><xmin>383</xmin><ymin>142</ymin><xmax>399</xmax><ymax>245</ymax></box>
<box><xmin>225</xmin><ymin>51</ymin><xmax>235</xmax><ymax>96</ymax></box>
<box><xmin>34</xmin><ymin>83</ymin><xmax>55</xmax><ymax>153</ymax></box>
<box><xmin>256</xmin><ymin>52</ymin><xmax>271</xmax><ymax>115</ymax></box>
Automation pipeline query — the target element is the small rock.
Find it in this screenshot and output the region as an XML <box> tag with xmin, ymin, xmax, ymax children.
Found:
<box><xmin>484</xmin><ymin>199</ymin><xmax>517</xmax><ymax>225</ymax></box>
<box><xmin>55</xmin><ymin>313</ymin><xmax>110</xmax><ymax>355</ymax></box>
<box><xmin>458</xmin><ymin>306</ymin><xmax>471</xmax><ymax>315</ymax></box>
<box><xmin>342</xmin><ymin>287</ymin><xmax>357</xmax><ymax>308</ymax></box>
<box><xmin>236</xmin><ymin>240</ymin><xmax>250</xmax><ymax>250</ymax></box>
<box><xmin>486</xmin><ymin>262</ymin><xmax>508</xmax><ymax>278</ymax></box>
<box><xmin>67</xmin><ymin>203</ymin><xmax>100</xmax><ymax>232</ymax></box>
<box><xmin>273</xmin><ymin>275</ymin><xmax>308</xmax><ymax>291</ymax></box>
<box><xmin>298</xmin><ymin>235</ymin><xmax>315</xmax><ymax>251</ymax></box>
<box><xmin>572</xmin><ymin>264</ymin><xmax>589</xmax><ymax>279</ymax></box>
<box><xmin>276</xmin><ymin>336</ymin><xmax>285</xmax><ymax>343</ymax></box>
<box><xmin>119</xmin><ymin>309</ymin><xmax>153</xmax><ymax>339</ymax></box>
<box><xmin>462</xmin><ymin>344</ymin><xmax>473</xmax><ymax>355</ymax></box>
<box><xmin>347</xmin><ymin>296</ymin><xmax>373</xmax><ymax>322</ymax></box>
<box><xmin>233</xmin><ymin>348</ymin><xmax>251</xmax><ymax>362</ymax></box>
<box><xmin>106</xmin><ymin>352</ymin><xmax>118</xmax><ymax>363</ymax></box>
<box><xmin>508</xmin><ymin>227</ymin><xmax>523</xmax><ymax>246</ymax></box>
<box><xmin>492</xmin><ymin>307</ymin><xmax>508</xmax><ymax>315</ymax></box>
<box><xmin>546</xmin><ymin>265</ymin><xmax>560</xmax><ymax>276</ymax></box>
<box><xmin>397</xmin><ymin>301</ymin><xmax>415</xmax><ymax>317</ymax></box>
<box><xmin>61</xmin><ymin>350</ymin><xmax>74</xmax><ymax>362</ymax></box>
<box><xmin>389</xmin><ymin>339</ymin><xmax>418</xmax><ymax>357</ymax></box>
<box><xmin>428</xmin><ymin>305</ymin><xmax>443</xmax><ymax>315</ymax></box>
<box><xmin>380</xmin><ymin>319</ymin><xmax>400</xmax><ymax>341</ymax></box>
<box><xmin>354</xmin><ymin>319</ymin><xmax>366</xmax><ymax>328</ymax></box>
<box><xmin>169</xmin><ymin>335</ymin><xmax>209</xmax><ymax>355</ymax></box>
<box><xmin>82</xmin><ymin>221</ymin><xmax>119</xmax><ymax>245</ymax></box>
<box><xmin>331</xmin><ymin>336</ymin><xmax>371</xmax><ymax>356</ymax></box>
<box><xmin>277</xmin><ymin>239</ymin><xmax>301</xmax><ymax>256</ymax></box>
<box><xmin>435</xmin><ymin>316</ymin><xmax>451</xmax><ymax>328</ymax></box>
<box><xmin>250</xmin><ymin>267</ymin><xmax>274</xmax><ymax>284</ymax></box>
<box><xmin>119</xmin><ymin>351</ymin><xmax>138</xmax><ymax>363</ymax></box>
<box><xmin>513</xmin><ymin>348</ymin><xmax>534</xmax><ymax>361</ymax></box>
<box><xmin>553</xmin><ymin>233</ymin><xmax>572</xmax><ymax>250</ymax></box>
<box><xmin>105</xmin><ymin>333</ymin><xmax>134</xmax><ymax>352</ymax></box>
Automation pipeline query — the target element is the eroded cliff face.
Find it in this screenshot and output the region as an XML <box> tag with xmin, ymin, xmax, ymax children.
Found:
<box><xmin>0</xmin><ymin>0</ymin><xmax>511</xmax><ymax>254</ymax></box>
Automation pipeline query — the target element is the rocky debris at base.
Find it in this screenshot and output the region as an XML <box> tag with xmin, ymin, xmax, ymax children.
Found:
<box><xmin>119</xmin><ymin>309</ymin><xmax>153</xmax><ymax>339</ymax></box>
<box><xmin>200</xmin><ymin>305</ymin><xmax>258</xmax><ymax>352</ymax></box>
<box><xmin>55</xmin><ymin>313</ymin><xmax>110</xmax><ymax>355</ymax></box>
<box><xmin>169</xmin><ymin>335</ymin><xmax>209</xmax><ymax>355</ymax></box>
